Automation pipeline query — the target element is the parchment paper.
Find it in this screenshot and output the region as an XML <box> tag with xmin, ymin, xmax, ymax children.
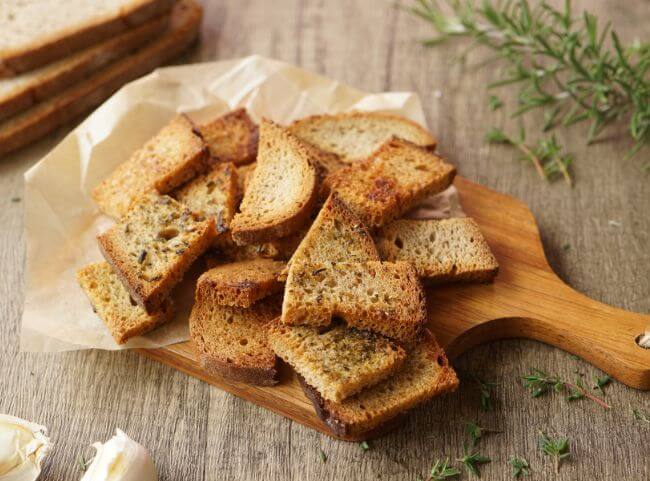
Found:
<box><xmin>21</xmin><ymin>55</ymin><xmax>464</xmax><ymax>352</ymax></box>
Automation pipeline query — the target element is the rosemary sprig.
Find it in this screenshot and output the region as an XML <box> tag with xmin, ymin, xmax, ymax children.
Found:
<box><xmin>318</xmin><ymin>448</ymin><xmax>327</xmax><ymax>463</ymax></box>
<box><xmin>522</xmin><ymin>368</ymin><xmax>611</xmax><ymax>409</ymax></box>
<box><xmin>471</xmin><ymin>374</ymin><xmax>497</xmax><ymax>411</ymax></box>
<box><xmin>428</xmin><ymin>458</ymin><xmax>461</xmax><ymax>480</ymax></box>
<box><xmin>633</xmin><ymin>408</ymin><xmax>650</xmax><ymax>426</ymax></box>
<box><xmin>457</xmin><ymin>443</ymin><xmax>491</xmax><ymax>477</ymax></box>
<box><xmin>464</xmin><ymin>421</ymin><xmax>501</xmax><ymax>445</ymax></box>
<box><xmin>592</xmin><ymin>374</ymin><xmax>612</xmax><ymax>395</ymax></box>
<box><xmin>485</xmin><ymin>127</ymin><xmax>573</xmax><ymax>184</ymax></box>
<box><xmin>76</xmin><ymin>453</ymin><xmax>90</xmax><ymax>472</ymax></box>
<box><xmin>409</xmin><ymin>0</ymin><xmax>650</xmax><ymax>178</ymax></box>
<box><xmin>359</xmin><ymin>441</ymin><xmax>370</xmax><ymax>451</ymax></box>
<box><xmin>488</xmin><ymin>94</ymin><xmax>503</xmax><ymax>110</ymax></box>
<box><xmin>508</xmin><ymin>456</ymin><xmax>530</xmax><ymax>478</ymax></box>
<box><xmin>538</xmin><ymin>432</ymin><xmax>570</xmax><ymax>474</ymax></box>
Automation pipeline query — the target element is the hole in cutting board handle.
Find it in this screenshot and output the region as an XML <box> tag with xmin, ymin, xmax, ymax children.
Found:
<box><xmin>635</xmin><ymin>333</ymin><xmax>650</xmax><ymax>349</ymax></box>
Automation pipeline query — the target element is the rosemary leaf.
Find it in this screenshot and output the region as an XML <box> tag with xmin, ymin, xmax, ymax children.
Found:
<box><xmin>508</xmin><ymin>456</ymin><xmax>530</xmax><ymax>478</ymax></box>
<box><xmin>538</xmin><ymin>432</ymin><xmax>570</xmax><ymax>474</ymax></box>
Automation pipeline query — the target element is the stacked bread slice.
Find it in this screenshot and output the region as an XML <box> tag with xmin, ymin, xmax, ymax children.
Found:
<box><xmin>79</xmin><ymin>108</ymin><xmax>499</xmax><ymax>439</ymax></box>
<box><xmin>0</xmin><ymin>0</ymin><xmax>203</xmax><ymax>157</ymax></box>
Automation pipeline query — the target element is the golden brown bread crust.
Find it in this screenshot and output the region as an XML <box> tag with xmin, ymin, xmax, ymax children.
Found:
<box><xmin>298</xmin><ymin>330</ymin><xmax>458</xmax><ymax>439</ymax></box>
<box><xmin>97</xmin><ymin>194</ymin><xmax>215</xmax><ymax>313</ymax></box>
<box><xmin>0</xmin><ymin>0</ymin><xmax>175</xmax><ymax>78</ymax></box>
<box><xmin>0</xmin><ymin>14</ymin><xmax>170</xmax><ymax>122</ymax></box>
<box><xmin>199</xmin><ymin>108</ymin><xmax>259</xmax><ymax>165</ymax></box>
<box><xmin>0</xmin><ymin>0</ymin><xmax>203</xmax><ymax>157</ymax></box>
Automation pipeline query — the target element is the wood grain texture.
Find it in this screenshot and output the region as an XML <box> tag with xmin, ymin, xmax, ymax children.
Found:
<box><xmin>1</xmin><ymin>0</ymin><xmax>649</xmax><ymax>480</ymax></box>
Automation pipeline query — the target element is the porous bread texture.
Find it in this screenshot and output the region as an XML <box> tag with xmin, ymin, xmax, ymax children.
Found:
<box><xmin>324</xmin><ymin>137</ymin><xmax>456</xmax><ymax>229</ymax></box>
<box><xmin>268</xmin><ymin>322</ymin><xmax>406</xmax><ymax>402</ymax></box>
<box><xmin>0</xmin><ymin>0</ymin><xmax>203</xmax><ymax>157</ymax></box>
<box><xmin>92</xmin><ymin>114</ymin><xmax>210</xmax><ymax>219</ymax></box>
<box><xmin>198</xmin><ymin>108</ymin><xmax>259</xmax><ymax>165</ymax></box>
<box><xmin>0</xmin><ymin>14</ymin><xmax>169</xmax><ymax>122</ymax></box>
<box><xmin>97</xmin><ymin>193</ymin><xmax>214</xmax><ymax>313</ymax></box>
<box><xmin>376</xmin><ymin>218</ymin><xmax>499</xmax><ymax>283</ymax></box>
<box><xmin>280</xmin><ymin>193</ymin><xmax>379</xmax><ymax>281</ymax></box>
<box><xmin>196</xmin><ymin>258</ymin><xmax>285</xmax><ymax>308</ymax></box>
<box><xmin>173</xmin><ymin>162</ymin><xmax>239</xmax><ymax>245</ymax></box>
<box><xmin>235</xmin><ymin>162</ymin><xmax>256</xmax><ymax>203</ymax></box>
<box><xmin>230</xmin><ymin>119</ymin><xmax>318</xmax><ymax>245</ymax></box>
<box><xmin>299</xmin><ymin>330</ymin><xmax>459</xmax><ymax>439</ymax></box>
<box><xmin>288</xmin><ymin>111</ymin><xmax>436</xmax><ymax>162</ymax></box>
<box><xmin>0</xmin><ymin>0</ymin><xmax>175</xmax><ymax>77</ymax></box>
<box><xmin>281</xmin><ymin>261</ymin><xmax>427</xmax><ymax>343</ymax></box>
<box><xmin>190</xmin><ymin>293</ymin><xmax>281</xmax><ymax>385</ymax></box>
<box><xmin>77</xmin><ymin>261</ymin><xmax>174</xmax><ymax>344</ymax></box>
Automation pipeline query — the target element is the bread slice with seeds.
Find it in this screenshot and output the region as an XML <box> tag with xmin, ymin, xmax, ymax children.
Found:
<box><xmin>288</xmin><ymin>111</ymin><xmax>436</xmax><ymax>162</ymax></box>
<box><xmin>230</xmin><ymin>119</ymin><xmax>318</xmax><ymax>245</ymax></box>
<box><xmin>173</xmin><ymin>162</ymin><xmax>239</xmax><ymax>245</ymax></box>
<box><xmin>197</xmin><ymin>258</ymin><xmax>285</xmax><ymax>308</ymax></box>
<box><xmin>77</xmin><ymin>261</ymin><xmax>174</xmax><ymax>344</ymax></box>
<box><xmin>93</xmin><ymin>114</ymin><xmax>210</xmax><ymax>219</ymax></box>
<box><xmin>97</xmin><ymin>193</ymin><xmax>214</xmax><ymax>312</ymax></box>
<box><xmin>299</xmin><ymin>330</ymin><xmax>458</xmax><ymax>440</ymax></box>
<box><xmin>268</xmin><ymin>322</ymin><xmax>406</xmax><ymax>402</ymax></box>
<box><xmin>198</xmin><ymin>108</ymin><xmax>259</xmax><ymax>165</ymax></box>
<box><xmin>282</xmin><ymin>261</ymin><xmax>426</xmax><ymax>343</ymax></box>
<box><xmin>324</xmin><ymin>137</ymin><xmax>456</xmax><ymax>229</ymax></box>
<box><xmin>375</xmin><ymin>218</ymin><xmax>499</xmax><ymax>283</ymax></box>
<box><xmin>190</xmin><ymin>293</ymin><xmax>281</xmax><ymax>385</ymax></box>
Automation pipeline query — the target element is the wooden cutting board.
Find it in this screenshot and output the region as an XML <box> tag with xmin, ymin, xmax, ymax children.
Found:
<box><xmin>138</xmin><ymin>176</ymin><xmax>650</xmax><ymax>439</ymax></box>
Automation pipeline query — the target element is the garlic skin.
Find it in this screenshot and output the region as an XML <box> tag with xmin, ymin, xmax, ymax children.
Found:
<box><xmin>80</xmin><ymin>429</ymin><xmax>156</xmax><ymax>481</ymax></box>
<box><xmin>0</xmin><ymin>414</ymin><xmax>52</xmax><ymax>481</ymax></box>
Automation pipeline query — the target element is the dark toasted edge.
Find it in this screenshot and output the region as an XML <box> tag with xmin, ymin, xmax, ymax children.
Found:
<box><xmin>97</xmin><ymin>212</ymin><xmax>214</xmax><ymax>313</ymax></box>
<box><xmin>0</xmin><ymin>0</ymin><xmax>175</xmax><ymax>77</ymax></box>
<box><xmin>297</xmin><ymin>374</ymin><xmax>405</xmax><ymax>441</ymax></box>
<box><xmin>422</xmin><ymin>265</ymin><xmax>499</xmax><ymax>285</ymax></box>
<box><xmin>0</xmin><ymin>0</ymin><xmax>203</xmax><ymax>157</ymax></box>
<box><xmin>196</xmin><ymin>350</ymin><xmax>279</xmax><ymax>386</ymax></box>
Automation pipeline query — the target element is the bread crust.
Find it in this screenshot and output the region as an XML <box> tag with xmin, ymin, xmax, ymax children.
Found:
<box><xmin>231</xmin><ymin>120</ymin><xmax>319</xmax><ymax>245</ymax></box>
<box><xmin>195</xmin><ymin>351</ymin><xmax>279</xmax><ymax>386</ymax></box>
<box><xmin>0</xmin><ymin>0</ymin><xmax>175</xmax><ymax>78</ymax></box>
<box><xmin>0</xmin><ymin>0</ymin><xmax>203</xmax><ymax>157</ymax></box>
<box><xmin>0</xmin><ymin>14</ymin><xmax>170</xmax><ymax>122</ymax></box>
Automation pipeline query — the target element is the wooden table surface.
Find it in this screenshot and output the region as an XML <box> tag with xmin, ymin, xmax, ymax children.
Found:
<box><xmin>1</xmin><ymin>1</ymin><xmax>648</xmax><ymax>480</ymax></box>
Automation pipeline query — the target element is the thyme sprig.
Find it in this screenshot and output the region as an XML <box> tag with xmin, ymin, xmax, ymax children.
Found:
<box><xmin>464</xmin><ymin>421</ymin><xmax>501</xmax><ymax>445</ymax></box>
<box><xmin>409</xmin><ymin>0</ymin><xmax>650</xmax><ymax>178</ymax></box>
<box><xmin>508</xmin><ymin>456</ymin><xmax>530</xmax><ymax>478</ymax></box>
<box><xmin>538</xmin><ymin>432</ymin><xmax>570</xmax><ymax>473</ymax></box>
<box><xmin>428</xmin><ymin>458</ymin><xmax>461</xmax><ymax>480</ymax></box>
<box><xmin>457</xmin><ymin>443</ymin><xmax>491</xmax><ymax>477</ymax></box>
<box><xmin>469</xmin><ymin>374</ymin><xmax>497</xmax><ymax>411</ymax></box>
<box><xmin>522</xmin><ymin>368</ymin><xmax>611</xmax><ymax>409</ymax></box>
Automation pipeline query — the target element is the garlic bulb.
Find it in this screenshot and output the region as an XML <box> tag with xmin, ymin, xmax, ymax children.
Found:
<box><xmin>80</xmin><ymin>429</ymin><xmax>156</xmax><ymax>481</ymax></box>
<box><xmin>0</xmin><ymin>414</ymin><xmax>52</xmax><ymax>481</ymax></box>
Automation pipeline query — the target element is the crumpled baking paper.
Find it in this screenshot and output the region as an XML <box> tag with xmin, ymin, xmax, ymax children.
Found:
<box><xmin>21</xmin><ymin>55</ymin><xmax>464</xmax><ymax>352</ymax></box>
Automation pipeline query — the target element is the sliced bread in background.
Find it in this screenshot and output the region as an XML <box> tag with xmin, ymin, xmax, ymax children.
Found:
<box><xmin>0</xmin><ymin>0</ymin><xmax>203</xmax><ymax>158</ymax></box>
<box><xmin>97</xmin><ymin>193</ymin><xmax>214</xmax><ymax>312</ymax></box>
<box><xmin>230</xmin><ymin>119</ymin><xmax>318</xmax><ymax>245</ymax></box>
<box><xmin>324</xmin><ymin>137</ymin><xmax>456</xmax><ymax>229</ymax></box>
<box><xmin>0</xmin><ymin>14</ymin><xmax>169</xmax><ymax>122</ymax></box>
<box><xmin>93</xmin><ymin>113</ymin><xmax>210</xmax><ymax>218</ymax></box>
<box><xmin>190</xmin><ymin>293</ymin><xmax>282</xmax><ymax>386</ymax></box>
<box><xmin>197</xmin><ymin>258</ymin><xmax>285</xmax><ymax>308</ymax></box>
<box><xmin>282</xmin><ymin>261</ymin><xmax>427</xmax><ymax>343</ymax></box>
<box><xmin>288</xmin><ymin>111</ymin><xmax>436</xmax><ymax>163</ymax></box>
<box><xmin>299</xmin><ymin>330</ymin><xmax>458</xmax><ymax>440</ymax></box>
<box><xmin>268</xmin><ymin>322</ymin><xmax>406</xmax><ymax>402</ymax></box>
<box><xmin>0</xmin><ymin>0</ymin><xmax>175</xmax><ymax>77</ymax></box>
<box><xmin>375</xmin><ymin>218</ymin><xmax>499</xmax><ymax>283</ymax></box>
<box><xmin>77</xmin><ymin>261</ymin><xmax>174</xmax><ymax>344</ymax></box>
<box><xmin>198</xmin><ymin>108</ymin><xmax>259</xmax><ymax>165</ymax></box>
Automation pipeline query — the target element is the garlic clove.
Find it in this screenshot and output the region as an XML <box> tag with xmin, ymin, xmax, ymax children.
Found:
<box><xmin>0</xmin><ymin>414</ymin><xmax>52</xmax><ymax>481</ymax></box>
<box><xmin>80</xmin><ymin>429</ymin><xmax>156</xmax><ymax>481</ymax></box>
